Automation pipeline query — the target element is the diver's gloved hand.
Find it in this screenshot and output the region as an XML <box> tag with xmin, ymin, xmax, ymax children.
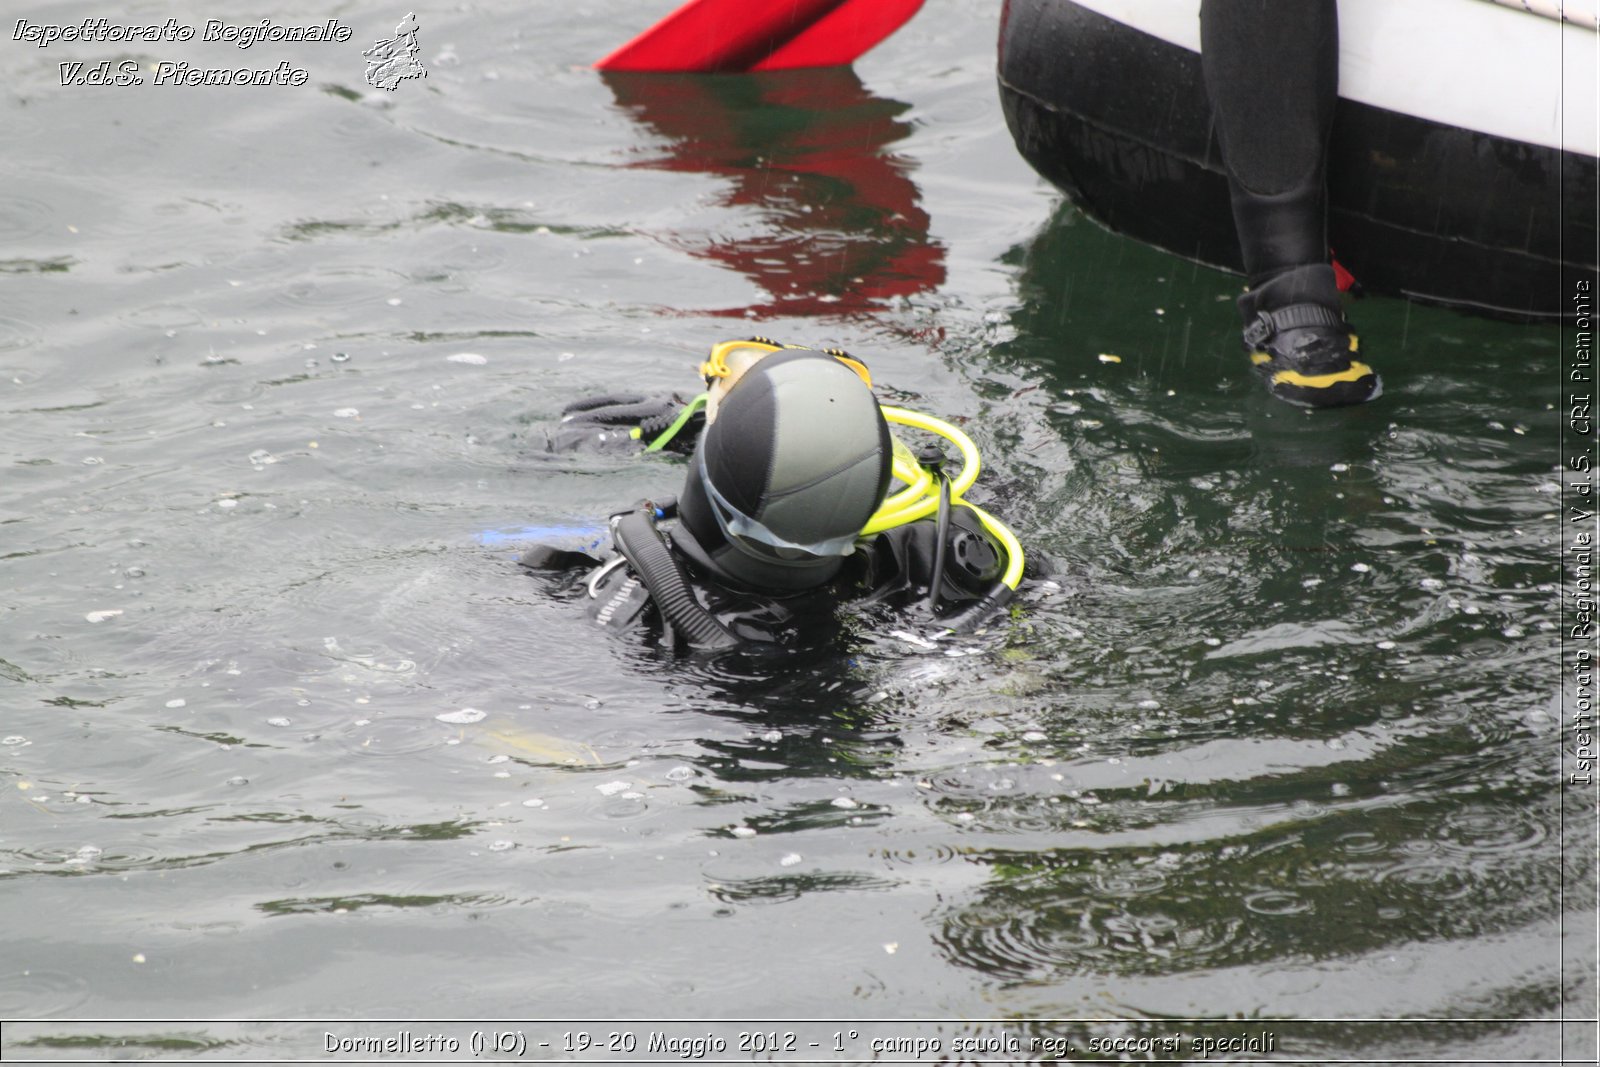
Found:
<box><xmin>545</xmin><ymin>392</ymin><xmax>703</xmax><ymax>453</ymax></box>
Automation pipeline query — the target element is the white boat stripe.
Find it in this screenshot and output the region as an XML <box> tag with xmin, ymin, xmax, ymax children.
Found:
<box><xmin>1068</xmin><ymin>0</ymin><xmax>1599</xmax><ymax>156</ymax></box>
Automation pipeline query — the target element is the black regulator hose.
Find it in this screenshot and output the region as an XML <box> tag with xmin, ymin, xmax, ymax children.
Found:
<box><xmin>917</xmin><ymin>440</ymin><xmax>952</xmax><ymax>617</ymax></box>
<box><xmin>940</xmin><ymin>581</ymin><xmax>1016</xmax><ymax>635</ymax></box>
<box><xmin>926</xmin><ymin>471</ymin><xmax>952</xmax><ymax>615</ymax></box>
<box><xmin>611</xmin><ymin>505</ymin><xmax>741</xmax><ymax>652</ymax></box>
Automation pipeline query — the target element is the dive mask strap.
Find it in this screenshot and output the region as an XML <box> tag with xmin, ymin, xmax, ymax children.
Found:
<box><xmin>697</xmin><ymin>449</ymin><xmax>863</xmax><ymax>559</ymax></box>
<box><xmin>701</xmin><ymin>338</ymin><xmax>872</xmax><ymax>389</ymax></box>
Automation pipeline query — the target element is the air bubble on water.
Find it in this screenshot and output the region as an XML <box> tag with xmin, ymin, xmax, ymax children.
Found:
<box><xmin>353</xmin><ymin>718</ymin><xmax>371</xmax><ymax>727</ymax></box>
<box><xmin>1420</xmin><ymin>577</ymin><xmax>1445</xmax><ymax>590</ymax></box>
<box><xmin>831</xmin><ymin>797</ymin><xmax>858</xmax><ymax>809</ymax></box>
<box><xmin>760</xmin><ymin>730</ymin><xmax>782</xmax><ymax>743</ymax></box>
<box><xmin>1021</xmin><ymin>731</ymin><xmax>1047</xmax><ymax>742</ymax></box>
<box><xmin>955</xmin><ymin>812</ymin><xmax>976</xmax><ymax>823</ymax></box>
<box><xmin>165</xmin><ymin>699</ymin><xmax>186</xmax><ymax>709</ymax></box>
<box><xmin>248</xmin><ymin>449</ymin><xmax>276</xmax><ymax>466</ymax></box>
<box><xmin>447</xmin><ymin>353</ymin><xmax>487</xmax><ymax>365</ymax></box>
<box><xmin>1330</xmin><ymin>463</ymin><xmax>1349</xmax><ymax>472</ymax></box>
<box><xmin>266</xmin><ymin>717</ymin><xmax>291</xmax><ymax>727</ymax></box>
<box><xmin>730</xmin><ymin>826</ymin><xmax>756</xmax><ymax>838</ymax></box>
<box><xmin>1204</xmin><ymin>637</ymin><xmax>1222</xmax><ymax>647</ymax></box>
<box><xmin>1503</xmin><ymin>626</ymin><xmax>1524</xmax><ymax>638</ymax></box>
<box><xmin>2</xmin><ymin>736</ymin><xmax>27</xmax><ymax>746</ymax></box>
<box><xmin>385</xmin><ymin>297</ymin><xmax>402</xmax><ymax>307</ymax></box>
<box><xmin>1350</xmin><ymin>562</ymin><xmax>1370</xmax><ymax>573</ymax></box>
<box><xmin>486</xmin><ymin>754</ymin><xmax>509</xmax><ymax>765</ymax></box>
<box><xmin>595</xmin><ymin>780</ymin><xmax>631</xmax><ymax>797</ymax></box>
<box><xmin>333</xmin><ymin>408</ymin><xmax>359</xmax><ymax>418</ymax></box>
<box><xmin>1330</xmin><ymin>783</ymin><xmax>1350</xmax><ymax>797</ymax></box>
<box><xmin>487</xmin><ymin>840</ymin><xmax>514</xmax><ymax>852</ymax></box>
<box><xmin>85</xmin><ymin>609</ymin><xmax>122</xmax><ymax>623</ymax></box>
<box><xmin>1376</xmin><ymin>640</ymin><xmax>1396</xmax><ymax>650</ymax></box>
<box><xmin>330</xmin><ymin>352</ymin><xmax>350</xmax><ymax>363</ymax></box>
<box><xmin>779</xmin><ymin>852</ymin><xmax>802</xmax><ymax>867</ymax></box>
<box><xmin>436</xmin><ymin>708</ymin><xmax>486</xmax><ymax>724</ymax></box>
<box><xmin>225</xmin><ymin>776</ymin><xmax>248</xmax><ymax>787</ymax></box>
<box><xmin>1137</xmin><ymin>699</ymin><xmax>1160</xmax><ymax>710</ymax></box>
<box><xmin>664</xmin><ymin>766</ymin><xmax>694</xmax><ymax>783</ymax></box>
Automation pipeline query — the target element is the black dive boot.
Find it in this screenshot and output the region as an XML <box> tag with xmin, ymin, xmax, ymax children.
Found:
<box><xmin>1200</xmin><ymin>0</ymin><xmax>1377</xmax><ymax>408</ymax></box>
<box><xmin>1238</xmin><ymin>263</ymin><xmax>1379</xmax><ymax>408</ymax></box>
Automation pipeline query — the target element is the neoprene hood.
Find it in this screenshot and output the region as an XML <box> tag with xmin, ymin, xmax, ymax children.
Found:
<box><xmin>673</xmin><ymin>350</ymin><xmax>892</xmax><ymax>592</ymax></box>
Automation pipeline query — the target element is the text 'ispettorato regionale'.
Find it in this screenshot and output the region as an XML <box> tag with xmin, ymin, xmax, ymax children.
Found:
<box><xmin>14</xmin><ymin>18</ymin><xmax>354</xmax><ymax>87</ymax></box>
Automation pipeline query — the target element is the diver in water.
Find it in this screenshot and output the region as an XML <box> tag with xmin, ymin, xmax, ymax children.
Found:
<box><xmin>1200</xmin><ymin>0</ymin><xmax>1380</xmax><ymax>408</ymax></box>
<box><xmin>522</xmin><ymin>338</ymin><xmax>1027</xmax><ymax>652</ymax></box>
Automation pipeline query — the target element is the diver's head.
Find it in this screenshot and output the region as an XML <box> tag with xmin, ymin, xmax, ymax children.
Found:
<box><xmin>674</xmin><ymin>349</ymin><xmax>891</xmax><ymax>592</ymax></box>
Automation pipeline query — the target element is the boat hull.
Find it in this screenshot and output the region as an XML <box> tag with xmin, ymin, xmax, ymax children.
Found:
<box><xmin>998</xmin><ymin>0</ymin><xmax>1599</xmax><ymax>319</ymax></box>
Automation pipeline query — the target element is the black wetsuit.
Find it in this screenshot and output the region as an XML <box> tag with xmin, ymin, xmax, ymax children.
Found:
<box><xmin>522</xmin><ymin>507</ymin><xmax>1005</xmax><ymax>652</ymax></box>
<box><xmin>531</xmin><ymin>373</ymin><xmax>1022</xmax><ymax>651</ymax></box>
<box><xmin>1200</xmin><ymin>0</ymin><xmax>1341</xmax><ymax>306</ymax></box>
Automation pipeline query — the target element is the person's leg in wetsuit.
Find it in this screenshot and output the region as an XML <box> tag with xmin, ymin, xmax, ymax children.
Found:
<box><xmin>1200</xmin><ymin>0</ymin><xmax>1380</xmax><ymax>407</ymax></box>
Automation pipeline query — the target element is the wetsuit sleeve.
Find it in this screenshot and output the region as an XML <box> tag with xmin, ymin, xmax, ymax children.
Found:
<box><xmin>545</xmin><ymin>393</ymin><xmax>704</xmax><ymax>453</ymax></box>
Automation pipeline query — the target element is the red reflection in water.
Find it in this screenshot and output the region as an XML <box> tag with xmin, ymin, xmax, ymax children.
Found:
<box><xmin>603</xmin><ymin>68</ymin><xmax>945</xmax><ymax>319</ymax></box>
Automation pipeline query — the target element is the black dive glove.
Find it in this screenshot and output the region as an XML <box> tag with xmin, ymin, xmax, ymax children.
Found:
<box><xmin>545</xmin><ymin>393</ymin><xmax>704</xmax><ymax>454</ymax></box>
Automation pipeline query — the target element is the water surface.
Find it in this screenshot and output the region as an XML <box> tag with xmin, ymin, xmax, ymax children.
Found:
<box><xmin>0</xmin><ymin>0</ymin><xmax>1592</xmax><ymax>1061</ymax></box>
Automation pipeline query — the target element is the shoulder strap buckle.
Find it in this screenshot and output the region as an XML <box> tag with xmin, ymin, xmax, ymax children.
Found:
<box><xmin>1243</xmin><ymin>303</ymin><xmax>1346</xmax><ymax>349</ymax></box>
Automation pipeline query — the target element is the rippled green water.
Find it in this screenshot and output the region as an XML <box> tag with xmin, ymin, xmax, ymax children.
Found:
<box><xmin>1</xmin><ymin>0</ymin><xmax>1593</xmax><ymax>1061</ymax></box>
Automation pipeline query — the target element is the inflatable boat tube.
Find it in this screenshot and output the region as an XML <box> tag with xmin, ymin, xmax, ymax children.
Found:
<box><xmin>998</xmin><ymin>0</ymin><xmax>1599</xmax><ymax>319</ymax></box>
